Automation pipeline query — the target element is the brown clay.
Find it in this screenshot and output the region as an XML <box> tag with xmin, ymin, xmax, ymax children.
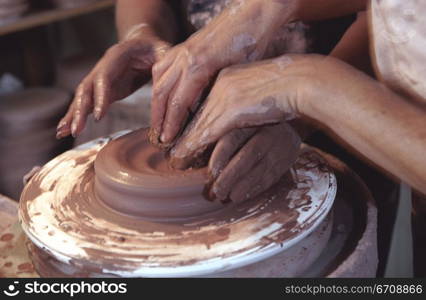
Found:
<box><xmin>20</xmin><ymin>130</ymin><xmax>335</xmax><ymax>277</ymax></box>
<box><xmin>94</xmin><ymin>128</ymin><xmax>223</xmax><ymax>220</ymax></box>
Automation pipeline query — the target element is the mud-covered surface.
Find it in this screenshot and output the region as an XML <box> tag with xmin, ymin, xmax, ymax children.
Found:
<box><xmin>19</xmin><ymin>131</ymin><xmax>335</xmax><ymax>277</ymax></box>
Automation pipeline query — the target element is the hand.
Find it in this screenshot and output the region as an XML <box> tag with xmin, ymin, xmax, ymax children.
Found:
<box><xmin>204</xmin><ymin>123</ymin><xmax>301</xmax><ymax>203</ymax></box>
<box><xmin>169</xmin><ymin>54</ymin><xmax>319</xmax><ymax>168</ymax></box>
<box><xmin>56</xmin><ymin>31</ymin><xmax>170</xmax><ymax>138</ymax></box>
<box><xmin>149</xmin><ymin>0</ymin><xmax>299</xmax><ymax>147</ymax></box>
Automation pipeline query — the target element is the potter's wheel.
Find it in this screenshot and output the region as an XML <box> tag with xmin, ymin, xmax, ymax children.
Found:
<box><xmin>19</xmin><ymin>128</ymin><xmax>336</xmax><ymax>277</ymax></box>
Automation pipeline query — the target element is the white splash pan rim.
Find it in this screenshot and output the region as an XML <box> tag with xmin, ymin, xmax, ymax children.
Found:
<box><xmin>19</xmin><ymin>129</ymin><xmax>337</xmax><ymax>277</ymax></box>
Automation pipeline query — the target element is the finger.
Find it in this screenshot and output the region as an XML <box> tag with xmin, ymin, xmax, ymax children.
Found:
<box><xmin>230</xmin><ymin>147</ymin><xmax>299</xmax><ymax>204</ymax></box>
<box><xmin>229</xmin><ymin>125</ymin><xmax>302</xmax><ymax>203</ymax></box>
<box><xmin>91</xmin><ymin>44</ymin><xmax>139</xmax><ymax>120</ymax></box>
<box><xmin>160</xmin><ymin>71</ymin><xmax>209</xmax><ymax>145</ymax></box>
<box><xmin>152</xmin><ymin>49</ymin><xmax>175</xmax><ymax>82</ymax></box>
<box><xmin>229</xmin><ymin>158</ymin><xmax>276</xmax><ymax>203</ymax></box>
<box><xmin>208</xmin><ymin>131</ymin><xmax>275</xmax><ymax>202</ymax></box>
<box><xmin>71</xmin><ymin>82</ymin><xmax>94</xmax><ymax>137</ymax></box>
<box><xmin>208</xmin><ymin>128</ymin><xmax>257</xmax><ymax>179</ymax></box>
<box><xmin>56</xmin><ymin>102</ymin><xmax>75</xmax><ymax>139</ymax></box>
<box><xmin>150</xmin><ymin>65</ymin><xmax>182</xmax><ymax>144</ymax></box>
<box><xmin>92</xmin><ymin>71</ymin><xmax>114</xmax><ymax>121</ymax></box>
<box><xmin>169</xmin><ymin>107</ymin><xmax>231</xmax><ymax>169</ymax></box>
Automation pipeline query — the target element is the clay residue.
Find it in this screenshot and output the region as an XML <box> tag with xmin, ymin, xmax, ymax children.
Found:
<box><xmin>19</xmin><ymin>130</ymin><xmax>336</xmax><ymax>277</ymax></box>
<box><xmin>0</xmin><ymin>233</ymin><xmax>14</xmax><ymax>242</ymax></box>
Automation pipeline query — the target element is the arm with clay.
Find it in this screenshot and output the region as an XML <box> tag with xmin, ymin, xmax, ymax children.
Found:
<box><xmin>290</xmin><ymin>10</ymin><xmax>373</xmax><ymax>143</ymax></box>
<box><xmin>56</xmin><ymin>0</ymin><xmax>180</xmax><ymax>138</ymax></box>
<box><xmin>330</xmin><ymin>11</ymin><xmax>372</xmax><ymax>75</ymax></box>
<box><xmin>149</xmin><ymin>0</ymin><xmax>368</xmax><ymax>147</ymax></box>
<box><xmin>170</xmin><ymin>54</ymin><xmax>426</xmax><ymax>196</ymax></box>
<box><xmin>296</xmin><ymin>0</ymin><xmax>367</xmax><ymax>21</ymax></box>
<box><xmin>165</xmin><ymin>0</ymin><xmax>370</xmax><ymax>203</ymax></box>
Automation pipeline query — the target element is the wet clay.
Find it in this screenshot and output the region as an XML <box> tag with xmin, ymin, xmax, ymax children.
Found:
<box><xmin>94</xmin><ymin>129</ymin><xmax>223</xmax><ymax>220</ymax></box>
<box><xmin>19</xmin><ymin>130</ymin><xmax>336</xmax><ymax>277</ymax></box>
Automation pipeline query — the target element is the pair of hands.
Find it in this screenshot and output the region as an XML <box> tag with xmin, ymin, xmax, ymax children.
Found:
<box><xmin>57</xmin><ymin>0</ymin><xmax>296</xmax><ymax>139</ymax></box>
<box><xmin>56</xmin><ymin>32</ymin><xmax>171</xmax><ymax>138</ymax></box>
<box><xmin>57</xmin><ymin>0</ymin><xmax>308</xmax><ymax>203</ymax></box>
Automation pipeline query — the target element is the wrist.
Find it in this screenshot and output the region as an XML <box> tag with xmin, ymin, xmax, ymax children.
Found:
<box><xmin>122</xmin><ymin>24</ymin><xmax>169</xmax><ymax>48</ymax></box>
<box><xmin>117</xmin><ymin>31</ymin><xmax>170</xmax><ymax>64</ymax></box>
<box><xmin>121</xmin><ymin>23</ymin><xmax>165</xmax><ymax>44</ymax></box>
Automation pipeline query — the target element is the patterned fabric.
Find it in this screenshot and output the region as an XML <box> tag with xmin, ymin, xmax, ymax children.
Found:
<box><xmin>187</xmin><ymin>0</ymin><xmax>230</xmax><ymax>30</ymax></box>
<box><xmin>186</xmin><ymin>0</ymin><xmax>311</xmax><ymax>55</ymax></box>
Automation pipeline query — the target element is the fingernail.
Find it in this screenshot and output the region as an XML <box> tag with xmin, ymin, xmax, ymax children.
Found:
<box><xmin>209</xmin><ymin>167</ymin><xmax>221</xmax><ymax>180</ymax></box>
<box><xmin>56</xmin><ymin>131</ymin><xmax>63</xmax><ymax>139</ymax></box>
<box><xmin>71</xmin><ymin>122</ymin><xmax>77</xmax><ymax>138</ymax></box>
<box><xmin>94</xmin><ymin>108</ymin><xmax>101</xmax><ymax>121</ymax></box>
<box><xmin>160</xmin><ymin>132</ymin><xmax>167</xmax><ymax>143</ymax></box>
<box><xmin>203</xmin><ymin>185</ymin><xmax>214</xmax><ymax>202</ymax></box>
<box><xmin>57</xmin><ymin>121</ymin><xmax>66</xmax><ymax>131</ymax></box>
<box><xmin>212</xmin><ymin>188</ymin><xmax>227</xmax><ymax>204</ymax></box>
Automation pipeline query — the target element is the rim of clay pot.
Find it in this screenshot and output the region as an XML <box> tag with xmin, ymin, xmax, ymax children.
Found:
<box><xmin>19</xmin><ymin>129</ymin><xmax>337</xmax><ymax>277</ymax></box>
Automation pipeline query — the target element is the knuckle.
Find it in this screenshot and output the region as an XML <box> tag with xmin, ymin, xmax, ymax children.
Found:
<box><xmin>152</xmin><ymin>86</ymin><xmax>165</xmax><ymax>101</ymax></box>
<box><xmin>218</xmin><ymin>67</ymin><xmax>232</xmax><ymax>78</ymax></box>
<box><xmin>169</xmin><ymin>97</ymin><xmax>184</xmax><ymax>110</ymax></box>
<box><xmin>75</xmin><ymin>82</ymin><xmax>89</xmax><ymax>97</ymax></box>
<box><xmin>152</xmin><ymin>62</ymin><xmax>162</xmax><ymax>77</ymax></box>
<box><xmin>95</xmin><ymin>73</ymin><xmax>110</xmax><ymax>88</ymax></box>
<box><xmin>223</xmin><ymin>85</ymin><xmax>240</xmax><ymax>99</ymax></box>
<box><xmin>182</xmin><ymin>45</ymin><xmax>210</xmax><ymax>73</ymax></box>
<box><xmin>105</xmin><ymin>43</ymin><xmax>124</xmax><ymax>56</ymax></box>
<box><xmin>216</xmin><ymin>74</ymin><xmax>237</xmax><ymax>91</ymax></box>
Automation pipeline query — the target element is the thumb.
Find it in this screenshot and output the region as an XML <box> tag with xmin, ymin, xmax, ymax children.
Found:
<box><xmin>153</xmin><ymin>42</ymin><xmax>172</xmax><ymax>62</ymax></box>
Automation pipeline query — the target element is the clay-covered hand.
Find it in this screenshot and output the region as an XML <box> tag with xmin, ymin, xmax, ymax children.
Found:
<box><xmin>205</xmin><ymin>123</ymin><xmax>301</xmax><ymax>203</ymax></box>
<box><xmin>149</xmin><ymin>0</ymin><xmax>299</xmax><ymax>147</ymax></box>
<box><xmin>169</xmin><ymin>54</ymin><xmax>316</xmax><ymax>168</ymax></box>
<box><xmin>56</xmin><ymin>31</ymin><xmax>170</xmax><ymax>138</ymax></box>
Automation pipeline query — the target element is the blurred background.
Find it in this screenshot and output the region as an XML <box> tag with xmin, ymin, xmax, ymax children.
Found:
<box><xmin>0</xmin><ymin>0</ymin><xmax>151</xmax><ymax>200</ymax></box>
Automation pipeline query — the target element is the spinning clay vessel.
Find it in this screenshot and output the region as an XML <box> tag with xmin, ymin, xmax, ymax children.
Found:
<box><xmin>19</xmin><ymin>128</ymin><xmax>336</xmax><ymax>277</ymax></box>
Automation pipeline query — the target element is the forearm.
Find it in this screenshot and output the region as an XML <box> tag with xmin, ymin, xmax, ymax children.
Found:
<box><xmin>116</xmin><ymin>0</ymin><xmax>179</xmax><ymax>43</ymax></box>
<box><xmin>330</xmin><ymin>12</ymin><xmax>372</xmax><ymax>75</ymax></box>
<box><xmin>288</xmin><ymin>118</ymin><xmax>317</xmax><ymax>141</ymax></box>
<box><xmin>295</xmin><ymin>0</ymin><xmax>367</xmax><ymax>21</ymax></box>
<box><xmin>305</xmin><ymin>59</ymin><xmax>426</xmax><ymax>193</ymax></box>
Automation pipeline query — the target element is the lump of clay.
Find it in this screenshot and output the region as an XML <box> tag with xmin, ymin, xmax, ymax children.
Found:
<box><xmin>94</xmin><ymin>128</ymin><xmax>223</xmax><ymax>220</ymax></box>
